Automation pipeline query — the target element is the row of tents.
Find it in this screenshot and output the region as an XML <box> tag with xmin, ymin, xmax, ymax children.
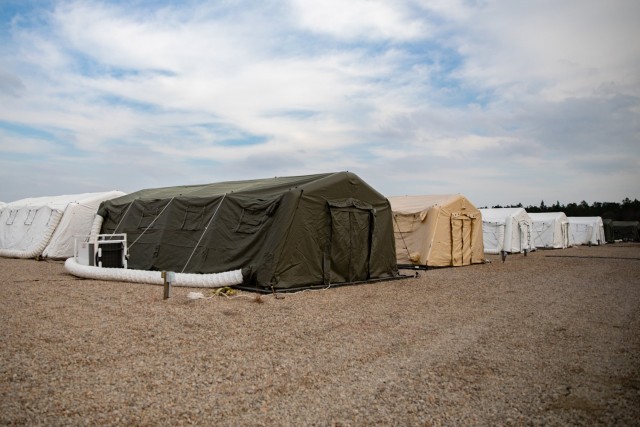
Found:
<box><xmin>1</xmin><ymin>172</ymin><xmax>639</xmax><ymax>291</ymax></box>
<box><xmin>481</xmin><ymin>208</ymin><xmax>639</xmax><ymax>252</ymax></box>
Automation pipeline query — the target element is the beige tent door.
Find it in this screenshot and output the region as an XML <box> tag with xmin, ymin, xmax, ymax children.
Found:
<box><xmin>451</xmin><ymin>213</ymin><xmax>472</xmax><ymax>266</ymax></box>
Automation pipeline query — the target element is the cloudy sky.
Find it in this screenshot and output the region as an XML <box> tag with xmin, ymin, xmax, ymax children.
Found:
<box><xmin>1</xmin><ymin>0</ymin><xmax>638</xmax><ymax>207</ymax></box>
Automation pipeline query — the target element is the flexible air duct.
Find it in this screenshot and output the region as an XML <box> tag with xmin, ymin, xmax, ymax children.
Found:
<box><xmin>89</xmin><ymin>214</ymin><xmax>104</xmax><ymax>236</ymax></box>
<box><xmin>64</xmin><ymin>257</ymin><xmax>244</xmax><ymax>288</ymax></box>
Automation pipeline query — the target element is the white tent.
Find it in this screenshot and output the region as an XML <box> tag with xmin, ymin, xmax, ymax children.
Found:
<box><xmin>479</xmin><ymin>208</ymin><xmax>535</xmax><ymax>254</ymax></box>
<box><xmin>568</xmin><ymin>217</ymin><xmax>606</xmax><ymax>246</ymax></box>
<box><xmin>529</xmin><ymin>212</ymin><xmax>570</xmax><ymax>249</ymax></box>
<box><xmin>0</xmin><ymin>191</ymin><xmax>126</xmax><ymax>259</ymax></box>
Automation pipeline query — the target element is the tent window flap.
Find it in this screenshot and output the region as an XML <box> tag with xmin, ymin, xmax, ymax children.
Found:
<box><xmin>137</xmin><ymin>208</ymin><xmax>159</xmax><ymax>229</ymax></box>
<box><xmin>181</xmin><ymin>207</ymin><xmax>205</xmax><ymax>231</ymax></box>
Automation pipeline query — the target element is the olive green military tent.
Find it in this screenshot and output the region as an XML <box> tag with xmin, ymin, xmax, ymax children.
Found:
<box><xmin>96</xmin><ymin>172</ymin><xmax>399</xmax><ymax>291</ymax></box>
<box><xmin>612</xmin><ymin>220</ymin><xmax>640</xmax><ymax>242</ymax></box>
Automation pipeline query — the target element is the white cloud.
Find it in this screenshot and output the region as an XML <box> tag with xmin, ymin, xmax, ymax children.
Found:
<box><xmin>0</xmin><ymin>130</ymin><xmax>59</xmax><ymax>155</ymax></box>
<box><xmin>287</xmin><ymin>0</ymin><xmax>430</xmax><ymax>41</ymax></box>
<box><xmin>52</xmin><ymin>1</ymin><xmax>250</xmax><ymax>74</ymax></box>
<box><xmin>415</xmin><ymin>0</ymin><xmax>473</xmax><ymax>22</ymax></box>
<box><xmin>32</xmin><ymin>1</ymin><xmax>403</xmax><ymax>155</ymax></box>
<box><xmin>0</xmin><ymin>0</ymin><xmax>638</xmax><ymax>205</ymax></box>
<box><xmin>453</xmin><ymin>0</ymin><xmax>640</xmax><ymax>102</ymax></box>
<box><xmin>0</xmin><ymin>68</ymin><xmax>26</xmax><ymax>96</ymax></box>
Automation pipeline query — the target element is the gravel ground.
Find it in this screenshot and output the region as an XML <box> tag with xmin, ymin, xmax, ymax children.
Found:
<box><xmin>1</xmin><ymin>243</ymin><xmax>639</xmax><ymax>426</ymax></box>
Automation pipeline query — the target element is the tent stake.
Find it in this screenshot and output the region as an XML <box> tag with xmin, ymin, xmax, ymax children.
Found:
<box><xmin>271</xmin><ymin>286</ymin><xmax>284</xmax><ymax>299</ymax></box>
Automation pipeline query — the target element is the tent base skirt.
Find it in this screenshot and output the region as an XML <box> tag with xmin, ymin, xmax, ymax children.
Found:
<box><xmin>236</xmin><ymin>274</ymin><xmax>411</xmax><ymax>294</ymax></box>
<box><xmin>398</xmin><ymin>264</ymin><xmax>430</xmax><ymax>271</ymax></box>
<box><xmin>397</xmin><ymin>261</ymin><xmax>488</xmax><ymax>270</ymax></box>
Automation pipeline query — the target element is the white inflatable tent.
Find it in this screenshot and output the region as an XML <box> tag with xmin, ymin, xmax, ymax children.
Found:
<box><xmin>479</xmin><ymin>208</ymin><xmax>535</xmax><ymax>254</ymax></box>
<box><xmin>0</xmin><ymin>191</ymin><xmax>126</xmax><ymax>259</ymax></box>
<box><xmin>568</xmin><ymin>217</ymin><xmax>606</xmax><ymax>246</ymax></box>
<box><xmin>529</xmin><ymin>212</ymin><xmax>570</xmax><ymax>249</ymax></box>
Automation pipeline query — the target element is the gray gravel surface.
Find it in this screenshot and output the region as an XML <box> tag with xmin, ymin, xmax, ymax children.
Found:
<box><xmin>1</xmin><ymin>243</ymin><xmax>639</xmax><ymax>426</ymax></box>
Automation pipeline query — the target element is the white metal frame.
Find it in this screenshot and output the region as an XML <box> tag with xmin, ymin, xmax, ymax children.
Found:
<box><xmin>74</xmin><ymin>233</ymin><xmax>128</xmax><ymax>268</ymax></box>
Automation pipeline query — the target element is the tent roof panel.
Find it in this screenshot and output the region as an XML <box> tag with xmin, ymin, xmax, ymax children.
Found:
<box><xmin>105</xmin><ymin>173</ymin><xmax>338</xmax><ymax>205</ymax></box>
<box><xmin>387</xmin><ymin>194</ymin><xmax>464</xmax><ymax>214</ymax></box>
<box><xmin>567</xmin><ymin>216</ymin><xmax>603</xmax><ymax>225</ymax></box>
<box><xmin>612</xmin><ymin>221</ymin><xmax>640</xmax><ymax>226</ymax></box>
<box><xmin>479</xmin><ymin>207</ymin><xmax>529</xmax><ymax>222</ymax></box>
<box><xmin>528</xmin><ymin>212</ymin><xmax>569</xmax><ymax>222</ymax></box>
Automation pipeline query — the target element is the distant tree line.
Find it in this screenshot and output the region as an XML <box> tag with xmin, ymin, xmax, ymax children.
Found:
<box><xmin>486</xmin><ymin>198</ymin><xmax>640</xmax><ymax>221</ymax></box>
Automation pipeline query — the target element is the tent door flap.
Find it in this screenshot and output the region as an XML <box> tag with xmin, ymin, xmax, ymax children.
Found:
<box><xmin>451</xmin><ymin>214</ymin><xmax>473</xmax><ymax>266</ymax></box>
<box><xmin>328</xmin><ymin>206</ymin><xmax>373</xmax><ymax>283</ymax></box>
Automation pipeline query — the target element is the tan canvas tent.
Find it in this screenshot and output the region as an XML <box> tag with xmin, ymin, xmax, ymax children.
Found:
<box><xmin>388</xmin><ymin>194</ymin><xmax>484</xmax><ymax>267</ymax></box>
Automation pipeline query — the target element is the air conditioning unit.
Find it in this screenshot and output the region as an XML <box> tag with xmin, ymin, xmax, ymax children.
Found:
<box><xmin>74</xmin><ymin>234</ymin><xmax>128</xmax><ymax>268</ymax></box>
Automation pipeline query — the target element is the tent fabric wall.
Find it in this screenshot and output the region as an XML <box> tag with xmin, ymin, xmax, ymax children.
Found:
<box><xmin>97</xmin><ymin>172</ymin><xmax>399</xmax><ymax>291</ymax></box>
<box><xmin>479</xmin><ymin>208</ymin><xmax>535</xmax><ymax>254</ymax></box>
<box><xmin>529</xmin><ymin>212</ymin><xmax>570</xmax><ymax>249</ymax></box>
<box><xmin>0</xmin><ymin>207</ymin><xmax>64</xmax><ymax>258</ymax></box>
<box><xmin>567</xmin><ymin>217</ymin><xmax>606</xmax><ymax>246</ymax></box>
<box><xmin>0</xmin><ymin>191</ymin><xmax>126</xmax><ymax>259</ymax></box>
<box><xmin>388</xmin><ymin>194</ymin><xmax>484</xmax><ymax>267</ymax></box>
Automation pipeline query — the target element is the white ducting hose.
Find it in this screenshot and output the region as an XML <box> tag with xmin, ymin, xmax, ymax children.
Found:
<box><xmin>90</xmin><ymin>214</ymin><xmax>104</xmax><ymax>236</ymax></box>
<box><xmin>64</xmin><ymin>257</ymin><xmax>244</xmax><ymax>288</ymax></box>
<box><xmin>0</xmin><ymin>210</ymin><xmax>64</xmax><ymax>259</ymax></box>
